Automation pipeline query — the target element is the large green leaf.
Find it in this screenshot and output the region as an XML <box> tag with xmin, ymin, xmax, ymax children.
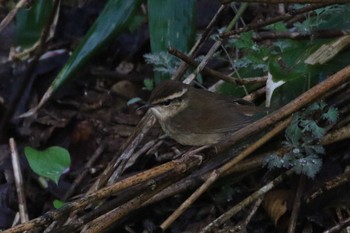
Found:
<box><xmin>50</xmin><ymin>0</ymin><xmax>142</xmax><ymax>91</ymax></box>
<box><xmin>24</xmin><ymin>146</ymin><xmax>71</xmax><ymax>184</ymax></box>
<box><xmin>147</xmin><ymin>0</ymin><xmax>196</xmax><ymax>82</ymax></box>
<box><xmin>16</xmin><ymin>0</ymin><xmax>53</xmax><ymax>48</ymax></box>
<box><xmin>22</xmin><ymin>0</ymin><xmax>142</xmax><ymax>117</ymax></box>
<box><xmin>268</xmin><ymin>40</ymin><xmax>315</xmax><ymax>82</ymax></box>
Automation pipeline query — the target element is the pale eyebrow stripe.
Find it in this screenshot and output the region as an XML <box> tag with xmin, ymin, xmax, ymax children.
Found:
<box><xmin>152</xmin><ymin>88</ymin><xmax>187</xmax><ymax>104</ymax></box>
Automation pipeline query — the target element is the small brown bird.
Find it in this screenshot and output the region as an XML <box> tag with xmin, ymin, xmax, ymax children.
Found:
<box><xmin>148</xmin><ymin>80</ymin><xmax>261</xmax><ymax>146</ymax></box>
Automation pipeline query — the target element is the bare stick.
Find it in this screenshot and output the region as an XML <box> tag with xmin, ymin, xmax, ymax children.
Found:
<box><xmin>305</xmin><ymin>169</ymin><xmax>350</xmax><ymax>205</ymax></box>
<box><xmin>323</xmin><ymin>216</ymin><xmax>350</xmax><ymax>233</ymax></box>
<box><xmin>288</xmin><ymin>176</ymin><xmax>306</xmax><ymax>233</ymax></box>
<box><xmin>201</xmin><ymin>169</ymin><xmax>294</xmax><ymax>233</ymax></box>
<box><xmin>9</xmin><ymin>138</ymin><xmax>29</xmax><ymax>223</ymax></box>
<box><xmin>248</xmin><ymin>30</ymin><xmax>350</xmax><ymax>41</ymax></box>
<box><xmin>321</xmin><ymin>123</ymin><xmax>350</xmax><ymax>145</ymax></box>
<box><xmin>183</xmin><ymin>3</ymin><xmax>248</xmax><ymax>84</ymax></box>
<box><xmin>81</xmin><ymin>180</ymin><xmax>172</xmax><ymax>233</ymax></box>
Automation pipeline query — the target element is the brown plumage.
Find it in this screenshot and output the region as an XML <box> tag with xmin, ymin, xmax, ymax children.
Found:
<box><xmin>149</xmin><ymin>80</ymin><xmax>261</xmax><ymax>145</ymax></box>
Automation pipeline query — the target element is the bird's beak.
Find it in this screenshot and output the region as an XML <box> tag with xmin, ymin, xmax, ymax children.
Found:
<box><xmin>137</xmin><ymin>103</ymin><xmax>153</xmax><ymax>111</ymax></box>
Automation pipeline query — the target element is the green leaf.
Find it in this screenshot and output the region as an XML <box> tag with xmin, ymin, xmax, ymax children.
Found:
<box><xmin>265</xmin><ymin>22</ymin><xmax>287</xmax><ymax>32</ymax></box>
<box><xmin>24</xmin><ymin>146</ymin><xmax>71</xmax><ymax>184</ymax></box>
<box><xmin>53</xmin><ymin>199</ymin><xmax>64</xmax><ymax>209</ymax></box>
<box><xmin>305</xmin><ymin>121</ymin><xmax>326</xmax><ymax>139</ymax></box>
<box><xmin>266</xmin><ymin>101</ymin><xmax>334</xmax><ymax>178</ymax></box>
<box><xmin>233</xmin><ymin>32</ymin><xmax>254</xmax><ymax>49</ymax></box>
<box><xmin>295</xmin><ymin>5</ymin><xmax>350</xmax><ymax>31</ymax></box>
<box><xmin>148</xmin><ymin>0</ymin><xmax>195</xmax><ymax>53</ymax></box>
<box><xmin>285</xmin><ymin>116</ymin><xmax>302</xmax><ymax>145</ymax></box>
<box><xmin>268</xmin><ymin>56</ymin><xmax>306</xmax><ymax>82</ymax></box>
<box><xmin>148</xmin><ymin>0</ymin><xmax>196</xmax><ymax>82</ymax></box>
<box><xmin>293</xmin><ymin>155</ymin><xmax>322</xmax><ymax>179</ymax></box>
<box><xmin>323</xmin><ymin>107</ymin><xmax>339</xmax><ymax>124</ymax></box>
<box><xmin>268</xmin><ymin>39</ymin><xmax>319</xmax><ymax>83</ymax></box>
<box><xmin>264</xmin><ymin>154</ymin><xmax>285</xmax><ymax>169</ymax></box>
<box><xmin>231</xmin><ymin>32</ymin><xmax>269</xmax><ymax>71</ymax></box>
<box><xmin>16</xmin><ymin>0</ymin><xmax>53</xmax><ymax>48</ymax></box>
<box><xmin>304</xmin><ymin>145</ymin><xmax>325</xmax><ymax>155</ymax></box>
<box><xmin>49</xmin><ymin>0</ymin><xmax>142</xmax><ymax>92</ymax></box>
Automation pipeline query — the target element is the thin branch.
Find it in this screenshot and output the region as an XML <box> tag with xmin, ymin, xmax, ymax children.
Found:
<box><xmin>323</xmin><ymin>216</ymin><xmax>350</xmax><ymax>233</ymax></box>
<box><xmin>288</xmin><ymin>176</ymin><xmax>306</xmax><ymax>233</ymax></box>
<box><xmin>220</xmin><ymin>3</ymin><xmax>330</xmax><ymax>37</ymax></box>
<box><xmin>9</xmin><ymin>138</ymin><xmax>29</xmax><ymax>223</ymax></box>
<box><xmin>320</xmin><ymin>123</ymin><xmax>350</xmax><ymax>145</ymax></box>
<box><xmin>183</xmin><ymin>3</ymin><xmax>249</xmax><ymax>84</ymax></box>
<box><xmin>171</xmin><ymin>4</ymin><xmax>226</xmax><ymax>80</ymax></box>
<box><xmin>168</xmin><ymin>48</ymin><xmax>267</xmax><ymax>85</ymax></box>
<box><xmin>244</xmin><ymin>30</ymin><xmax>350</xmax><ymax>41</ymax></box>
<box><xmin>305</xmin><ymin>169</ymin><xmax>350</xmax><ymax>205</ymax></box>
<box><xmin>81</xmin><ymin>180</ymin><xmax>173</xmax><ymax>233</ymax></box>
<box><xmin>201</xmin><ymin>169</ymin><xmax>294</xmax><ymax>233</ymax></box>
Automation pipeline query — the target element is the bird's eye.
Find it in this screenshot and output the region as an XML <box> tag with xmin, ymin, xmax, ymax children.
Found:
<box><xmin>162</xmin><ymin>100</ymin><xmax>171</xmax><ymax>106</ymax></box>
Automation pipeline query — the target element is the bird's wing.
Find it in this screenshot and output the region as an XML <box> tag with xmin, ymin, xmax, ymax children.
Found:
<box><xmin>170</xmin><ymin>99</ymin><xmax>258</xmax><ymax>134</ymax></box>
